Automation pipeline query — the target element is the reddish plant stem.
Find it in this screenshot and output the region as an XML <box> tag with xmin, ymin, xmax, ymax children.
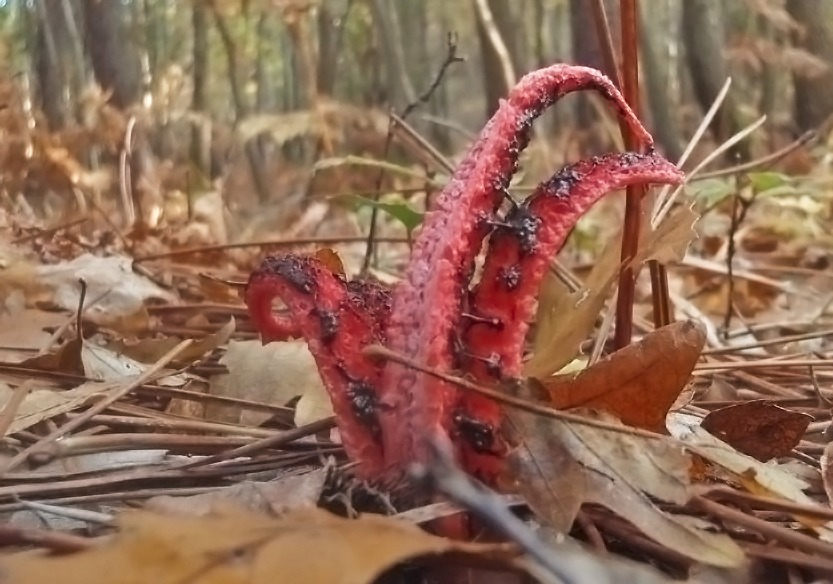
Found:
<box><xmin>245</xmin><ymin>255</ymin><xmax>391</xmax><ymax>478</ymax></box>
<box><xmin>378</xmin><ymin>64</ymin><xmax>658</xmax><ymax>475</ymax></box>
<box><xmin>614</xmin><ymin>0</ymin><xmax>647</xmax><ymax>349</ymax></box>
<box><xmin>458</xmin><ymin>152</ymin><xmax>684</xmax><ymax>479</ymax></box>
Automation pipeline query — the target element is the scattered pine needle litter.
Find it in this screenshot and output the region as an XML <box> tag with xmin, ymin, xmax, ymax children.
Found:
<box><xmin>1</xmin><ymin>66</ymin><xmax>833</xmax><ymax>584</ymax></box>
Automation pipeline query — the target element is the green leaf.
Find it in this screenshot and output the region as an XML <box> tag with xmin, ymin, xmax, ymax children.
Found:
<box><xmin>342</xmin><ymin>195</ymin><xmax>424</xmax><ymax>235</ymax></box>
<box><xmin>748</xmin><ymin>171</ymin><xmax>791</xmax><ymax>194</ymax></box>
<box><xmin>689</xmin><ymin>178</ymin><xmax>735</xmax><ymax>206</ymax></box>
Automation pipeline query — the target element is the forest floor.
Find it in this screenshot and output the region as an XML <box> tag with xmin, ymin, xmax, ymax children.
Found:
<box><xmin>1</xmin><ymin>86</ymin><xmax>833</xmax><ymax>583</ymax></box>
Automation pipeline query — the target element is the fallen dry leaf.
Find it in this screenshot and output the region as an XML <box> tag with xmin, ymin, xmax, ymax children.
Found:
<box><xmin>81</xmin><ymin>341</ymin><xmax>147</xmax><ymax>380</ymax></box>
<box><xmin>503</xmin><ymin>389</ymin><xmax>744</xmax><ymax>568</ymax></box>
<box><xmin>35</xmin><ymin>254</ymin><xmax>176</xmax><ymax>322</ymax></box>
<box><xmin>17</xmin><ymin>334</ymin><xmax>84</xmax><ymax>375</ymax></box>
<box><xmin>0</xmin><ymin>257</ymin><xmax>52</xmax><ymax>307</ymax></box>
<box><xmin>539</xmin><ymin>320</ymin><xmax>706</xmax><ymax>432</ymax></box>
<box><xmin>208</xmin><ymin>340</ymin><xmax>330</xmax><ymax>427</ymax></box>
<box><xmin>313</xmin><ymin>248</ymin><xmax>346</xmax><ymax>276</ymax></box>
<box><xmin>642</xmin><ymin>203</ymin><xmax>700</xmax><ymax>264</ymax></box>
<box><xmin>528</xmin><ymin>243</ymin><xmax>621</xmax><ymax>378</ymax></box>
<box><xmin>294</xmin><ymin>381</ymin><xmax>336</xmax><ymax>427</ymax></box>
<box><xmin>146</xmin><ymin>468</ymin><xmax>329</xmax><ymax>517</ymax></box>
<box><xmin>528</xmin><ymin>528</ymin><xmax>745</xmax><ymax>584</ymax></box>
<box><xmin>113</xmin><ymin>318</ymin><xmax>236</xmax><ymax>365</ymax></box>
<box><xmin>0</xmin><ymin>307</ymin><xmax>69</xmax><ymax>363</ymax></box>
<box><xmin>0</xmin><ymin>507</ymin><xmax>513</xmax><ymax>584</ymax></box>
<box><xmin>669</xmin><ymin>413</ymin><xmax>833</xmax><ymax>541</ymax></box>
<box><xmin>701</xmin><ymin>400</ymin><xmax>813</xmax><ymax>462</ymax></box>
<box><xmin>177</xmin><ymin>318</ymin><xmax>237</xmax><ymax>362</ymax></box>
<box><xmin>0</xmin><ymin>380</ymin><xmax>122</xmax><ymax>436</ymax></box>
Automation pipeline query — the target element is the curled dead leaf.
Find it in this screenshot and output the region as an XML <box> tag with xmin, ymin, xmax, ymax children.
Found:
<box><xmin>539</xmin><ymin>320</ymin><xmax>706</xmax><ymax>432</ymax></box>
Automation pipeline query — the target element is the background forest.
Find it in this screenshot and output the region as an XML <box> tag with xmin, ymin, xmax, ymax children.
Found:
<box><xmin>1</xmin><ymin>0</ymin><xmax>831</xmax><ymax>239</ymax></box>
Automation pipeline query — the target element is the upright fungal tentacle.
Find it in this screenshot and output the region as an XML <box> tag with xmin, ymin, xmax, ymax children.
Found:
<box><xmin>456</xmin><ymin>152</ymin><xmax>685</xmax><ymax>479</ymax></box>
<box><xmin>245</xmin><ymin>255</ymin><xmax>391</xmax><ymax>478</ymax></box>
<box><xmin>378</xmin><ymin>64</ymin><xmax>660</xmax><ymax>475</ymax></box>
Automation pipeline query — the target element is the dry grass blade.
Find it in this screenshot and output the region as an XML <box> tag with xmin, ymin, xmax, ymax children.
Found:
<box><xmin>0</xmin><ymin>380</ymin><xmax>35</xmax><ymax>437</ymax></box>
<box><xmin>822</xmin><ymin>442</ymin><xmax>833</xmax><ymax>507</ymax></box>
<box><xmin>652</xmin><ymin>78</ymin><xmax>732</xmax><ymax>226</ymax></box>
<box><xmin>655</xmin><ymin>114</ymin><xmax>768</xmax><ymax>227</ymax></box>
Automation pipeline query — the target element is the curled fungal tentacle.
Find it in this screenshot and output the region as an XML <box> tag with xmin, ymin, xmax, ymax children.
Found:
<box><xmin>456</xmin><ymin>152</ymin><xmax>684</xmax><ymax>480</ymax></box>
<box><xmin>245</xmin><ymin>293</ymin><xmax>302</xmax><ymax>343</ymax></box>
<box><xmin>379</xmin><ymin>64</ymin><xmax>660</xmax><ymax>475</ymax></box>
<box><xmin>245</xmin><ymin>255</ymin><xmax>391</xmax><ymax>479</ymax></box>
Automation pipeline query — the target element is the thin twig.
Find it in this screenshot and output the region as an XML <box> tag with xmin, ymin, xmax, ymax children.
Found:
<box><xmin>364</xmin><ymin>345</ymin><xmax>662</xmax><ymax>440</ymax></box>
<box><xmin>722</xmin><ymin>178</ymin><xmax>751</xmax><ymax>335</ymax></box>
<box><xmin>134</xmin><ymin>235</ymin><xmax>409</xmax><ymax>263</ymax></box>
<box><xmin>0</xmin><ymin>339</ymin><xmax>193</xmax><ymax>476</ymax></box>
<box><xmin>694</xmin><ymin>128</ymin><xmax>818</xmax><ymax>181</ymax></box>
<box><xmin>167</xmin><ymin>416</ymin><xmax>336</xmax><ymax>470</ymax></box>
<box><xmin>361</xmin><ymin>34</ymin><xmax>463</xmax><ymax>275</ymax></box>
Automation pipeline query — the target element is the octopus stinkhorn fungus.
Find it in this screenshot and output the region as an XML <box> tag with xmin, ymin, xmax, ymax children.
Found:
<box><xmin>245</xmin><ymin>64</ymin><xmax>685</xmax><ymax>485</ymax></box>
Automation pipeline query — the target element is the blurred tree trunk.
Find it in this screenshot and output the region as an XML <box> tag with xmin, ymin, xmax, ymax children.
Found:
<box><xmin>540</xmin><ymin>0</ymin><xmax>571</xmax><ymax>135</ymax></box>
<box><xmin>639</xmin><ymin>2</ymin><xmax>683</xmax><ymax>161</ymax></box>
<box><xmin>213</xmin><ymin>5</ymin><xmax>271</xmax><ymax>203</ymax></box>
<box><xmin>681</xmin><ymin>0</ymin><xmax>748</xmax><ymax>160</ymax></box>
<box><xmin>568</xmin><ymin>0</ymin><xmax>619</xmax><ymax>152</ymax></box>
<box><xmin>368</xmin><ymin>0</ymin><xmax>415</xmax><ymax>108</ymax></box>
<box><xmin>191</xmin><ymin>1</ymin><xmax>211</xmax><ymax>176</ymax></box>
<box><xmin>532</xmin><ymin>0</ymin><xmax>547</xmax><ymax>67</ymax></box>
<box><xmin>397</xmin><ymin>0</ymin><xmax>428</xmax><ymax>84</ymax></box>
<box><xmin>570</xmin><ymin>0</ymin><xmax>620</xmax><ymax>79</ymax></box>
<box><xmin>255</xmin><ymin>12</ymin><xmax>276</xmax><ymax>111</ymax></box>
<box><xmin>35</xmin><ymin>0</ymin><xmax>87</xmax><ymax>129</ymax></box>
<box><xmin>394</xmin><ymin>0</ymin><xmax>452</xmax><ymax>151</ymax></box>
<box><xmin>427</xmin><ymin>3</ymin><xmax>454</xmax><ymax>152</ymax></box>
<box><xmin>473</xmin><ymin>0</ymin><xmax>520</xmax><ymax>117</ymax></box>
<box><xmin>283</xmin><ymin>6</ymin><xmax>318</xmax><ymax>110</ymax></box>
<box><xmin>787</xmin><ymin>0</ymin><xmax>833</xmax><ymax>131</ymax></box>
<box><xmin>82</xmin><ymin>0</ymin><xmax>141</xmax><ymax>108</ymax></box>
<box><xmin>756</xmin><ymin>15</ymin><xmax>780</xmax><ymax>120</ymax></box>
<box><xmin>34</xmin><ymin>0</ymin><xmax>76</xmax><ymax>128</ymax></box>
<box><xmin>316</xmin><ymin>2</ymin><xmax>338</xmax><ymax>96</ymax></box>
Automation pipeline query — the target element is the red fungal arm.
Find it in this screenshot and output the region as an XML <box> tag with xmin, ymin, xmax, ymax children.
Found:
<box><xmin>457</xmin><ymin>152</ymin><xmax>684</xmax><ymax>479</ymax></box>
<box><xmin>245</xmin><ymin>255</ymin><xmax>391</xmax><ymax>478</ymax></box>
<box><xmin>378</xmin><ymin>65</ymin><xmax>658</xmax><ymax>473</ymax></box>
<box><xmin>466</xmin><ymin>152</ymin><xmax>684</xmax><ymax>377</ymax></box>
